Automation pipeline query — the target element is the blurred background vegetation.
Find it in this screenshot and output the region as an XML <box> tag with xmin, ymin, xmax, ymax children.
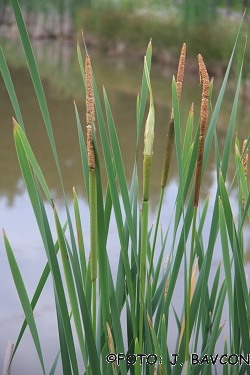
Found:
<box><xmin>0</xmin><ymin>0</ymin><xmax>249</xmax><ymax>76</ymax></box>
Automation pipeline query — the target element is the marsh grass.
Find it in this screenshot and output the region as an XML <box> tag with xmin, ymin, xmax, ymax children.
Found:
<box><xmin>77</xmin><ymin>6</ymin><xmax>247</xmax><ymax>74</ymax></box>
<box><xmin>1</xmin><ymin>1</ymin><xmax>250</xmax><ymax>375</ymax></box>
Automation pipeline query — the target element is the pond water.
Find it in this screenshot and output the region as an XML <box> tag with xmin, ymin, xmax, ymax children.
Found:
<box><xmin>1</xmin><ymin>38</ymin><xmax>250</xmax><ymax>374</ymax></box>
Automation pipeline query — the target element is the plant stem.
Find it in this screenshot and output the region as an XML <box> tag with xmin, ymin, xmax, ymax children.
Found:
<box><xmin>139</xmin><ymin>199</ymin><xmax>149</xmax><ymax>349</ymax></box>
<box><xmin>92</xmin><ymin>278</ymin><xmax>96</xmax><ymax>339</ymax></box>
<box><xmin>89</xmin><ymin>168</ymin><xmax>97</xmax><ymax>282</ymax></box>
<box><xmin>185</xmin><ymin>207</ymin><xmax>197</xmax><ymax>365</ymax></box>
<box><xmin>89</xmin><ymin>168</ymin><xmax>97</xmax><ymax>338</ymax></box>
<box><xmin>149</xmin><ymin>187</ymin><xmax>164</xmax><ymax>279</ymax></box>
<box><xmin>139</xmin><ymin>154</ymin><xmax>152</xmax><ymax>349</ymax></box>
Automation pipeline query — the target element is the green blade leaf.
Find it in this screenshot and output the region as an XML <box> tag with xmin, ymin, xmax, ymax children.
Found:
<box><xmin>0</xmin><ymin>46</ymin><xmax>25</xmax><ymax>131</ymax></box>
<box><xmin>3</xmin><ymin>230</ymin><xmax>46</xmax><ymax>375</ymax></box>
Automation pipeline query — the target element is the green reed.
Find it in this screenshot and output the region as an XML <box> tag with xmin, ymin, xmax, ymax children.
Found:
<box><xmin>1</xmin><ymin>1</ymin><xmax>250</xmax><ymax>375</ymax></box>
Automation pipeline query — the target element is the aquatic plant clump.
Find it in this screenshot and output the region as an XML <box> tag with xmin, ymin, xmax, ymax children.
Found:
<box><xmin>1</xmin><ymin>1</ymin><xmax>250</xmax><ymax>375</ymax></box>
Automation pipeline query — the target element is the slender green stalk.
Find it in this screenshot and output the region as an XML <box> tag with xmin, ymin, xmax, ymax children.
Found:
<box><xmin>73</xmin><ymin>187</ymin><xmax>87</xmax><ymax>284</ymax></box>
<box><xmin>139</xmin><ymin>57</ymin><xmax>154</xmax><ymax>350</ymax></box>
<box><xmin>89</xmin><ymin>169</ymin><xmax>98</xmax><ymax>282</ymax></box>
<box><xmin>149</xmin><ymin>44</ymin><xmax>186</xmax><ymax>278</ymax></box>
<box><xmin>185</xmin><ymin>206</ymin><xmax>197</xmax><ymax>363</ymax></box>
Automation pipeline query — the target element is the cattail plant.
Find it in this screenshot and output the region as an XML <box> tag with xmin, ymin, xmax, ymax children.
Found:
<box><xmin>139</xmin><ymin>55</ymin><xmax>154</xmax><ymax>350</ymax></box>
<box><xmin>149</xmin><ymin>43</ymin><xmax>186</xmax><ymax>278</ymax></box>
<box><xmin>185</xmin><ymin>54</ymin><xmax>210</xmax><ymax>364</ymax></box>
<box><xmin>85</xmin><ymin>54</ymin><xmax>98</xmax><ymax>338</ymax></box>
<box><xmin>162</xmin><ymin>43</ymin><xmax>186</xmax><ymax>188</ymax></box>
<box><xmin>4</xmin><ymin>2</ymin><xmax>250</xmax><ymax>372</ymax></box>
<box><xmin>85</xmin><ymin>54</ymin><xmax>97</xmax><ymax>282</ymax></box>
<box><xmin>193</xmin><ymin>54</ymin><xmax>210</xmax><ymax>209</ymax></box>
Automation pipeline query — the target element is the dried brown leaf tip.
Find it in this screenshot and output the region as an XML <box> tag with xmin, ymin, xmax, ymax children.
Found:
<box><xmin>106</xmin><ymin>322</ymin><xmax>116</xmax><ymax>372</ymax></box>
<box><xmin>198</xmin><ymin>54</ymin><xmax>209</xmax><ymax>137</ymax></box>
<box><xmin>242</xmin><ymin>139</ymin><xmax>248</xmax><ymax>177</ymax></box>
<box><xmin>85</xmin><ymin>55</ymin><xmax>96</xmax><ymax>169</ymax></box>
<box><xmin>12</xmin><ymin>117</ymin><xmax>18</xmax><ymax>129</ymax></box>
<box><xmin>106</xmin><ymin>322</ymin><xmax>114</xmax><ymax>353</ymax></box>
<box><xmin>190</xmin><ymin>102</ymin><xmax>194</xmax><ymax>114</ymax></box>
<box><xmin>147</xmin><ymin>313</ymin><xmax>153</xmax><ymax>329</ymax></box>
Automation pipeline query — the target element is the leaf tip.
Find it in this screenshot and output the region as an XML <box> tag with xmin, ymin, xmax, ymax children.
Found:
<box><xmin>147</xmin><ymin>313</ymin><xmax>153</xmax><ymax>328</ymax></box>
<box><xmin>220</xmin><ymin>320</ymin><xmax>226</xmax><ymax>330</ymax></box>
<box><xmin>12</xmin><ymin>117</ymin><xmax>18</xmax><ymax>129</ymax></box>
<box><xmin>190</xmin><ymin>102</ymin><xmax>194</xmax><ymax>114</ymax></box>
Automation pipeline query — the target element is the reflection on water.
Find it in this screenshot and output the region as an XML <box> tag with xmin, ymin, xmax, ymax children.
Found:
<box><xmin>1</xmin><ymin>38</ymin><xmax>250</xmax><ymax>373</ymax></box>
<box><xmin>1</xmin><ymin>38</ymin><xmax>250</xmax><ymax>204</ymax></box>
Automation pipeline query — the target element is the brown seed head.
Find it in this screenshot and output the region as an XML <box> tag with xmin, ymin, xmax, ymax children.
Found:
<box><xmin>176</xmin><ymin>43</ymin><xmax>186</xmax><ymax>102</ymax></box>
<box><xmin>171</xmin><ymin>44</ymin><xmax>186</xmax><ymax>121</ymax></box>
<box><xmin>198</xmin><ymin>54</ymin><xmax>209</xmax><ymax>98</ymax></box>
<box><xmin>85</xmin><ymin>55</ymin><xmax>95</xmax><ymax>127</ymax></box>
<box><xmin>198</xmin><ymin>54</ymin><xmax>209</xmax><ymax>137</ymax></box>
<box><xmin>85</xmin><ymin>55</ymin><xmax>96</xmax><ymax>169</ymax></box>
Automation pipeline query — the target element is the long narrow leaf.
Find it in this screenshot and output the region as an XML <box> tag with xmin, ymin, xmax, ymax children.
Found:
<box><xmin>3</xmin><ymin>231</ymin><xmax>46</xmax><ymax>375</ymax></box>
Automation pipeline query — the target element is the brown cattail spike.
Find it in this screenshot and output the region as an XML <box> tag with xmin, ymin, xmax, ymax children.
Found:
<box><xmin>198</xmin><ymin>54</ymin><xmax>209</xmax><ymax>137</ymax></box>
<box><xmin>171</xmin><ymin>43</ymin><xmax>186</xmax><ymax>121</ymax></box>
<box><xmin>85</xmin><ymin>55</ymin><xmax>96</xmax><ymax>169</ymax></box>
<box><xmin>242</xmin><ymin>139</ymin><xmax>248</xmax><ymax>210</ymax></box>
<box><xmin>162</xmin><ymin>44</ymin><xmax>186</xmax><ymax>185</ymax></box>
<box><xmin>176</xmin><ymin>43</ymin><xmax>186</xmax><ymax>102</ymax></box>
<box><xmin>193</xmin><ymin>55</ymin><xmax>209</xmax><ymax>208</ymax></box>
